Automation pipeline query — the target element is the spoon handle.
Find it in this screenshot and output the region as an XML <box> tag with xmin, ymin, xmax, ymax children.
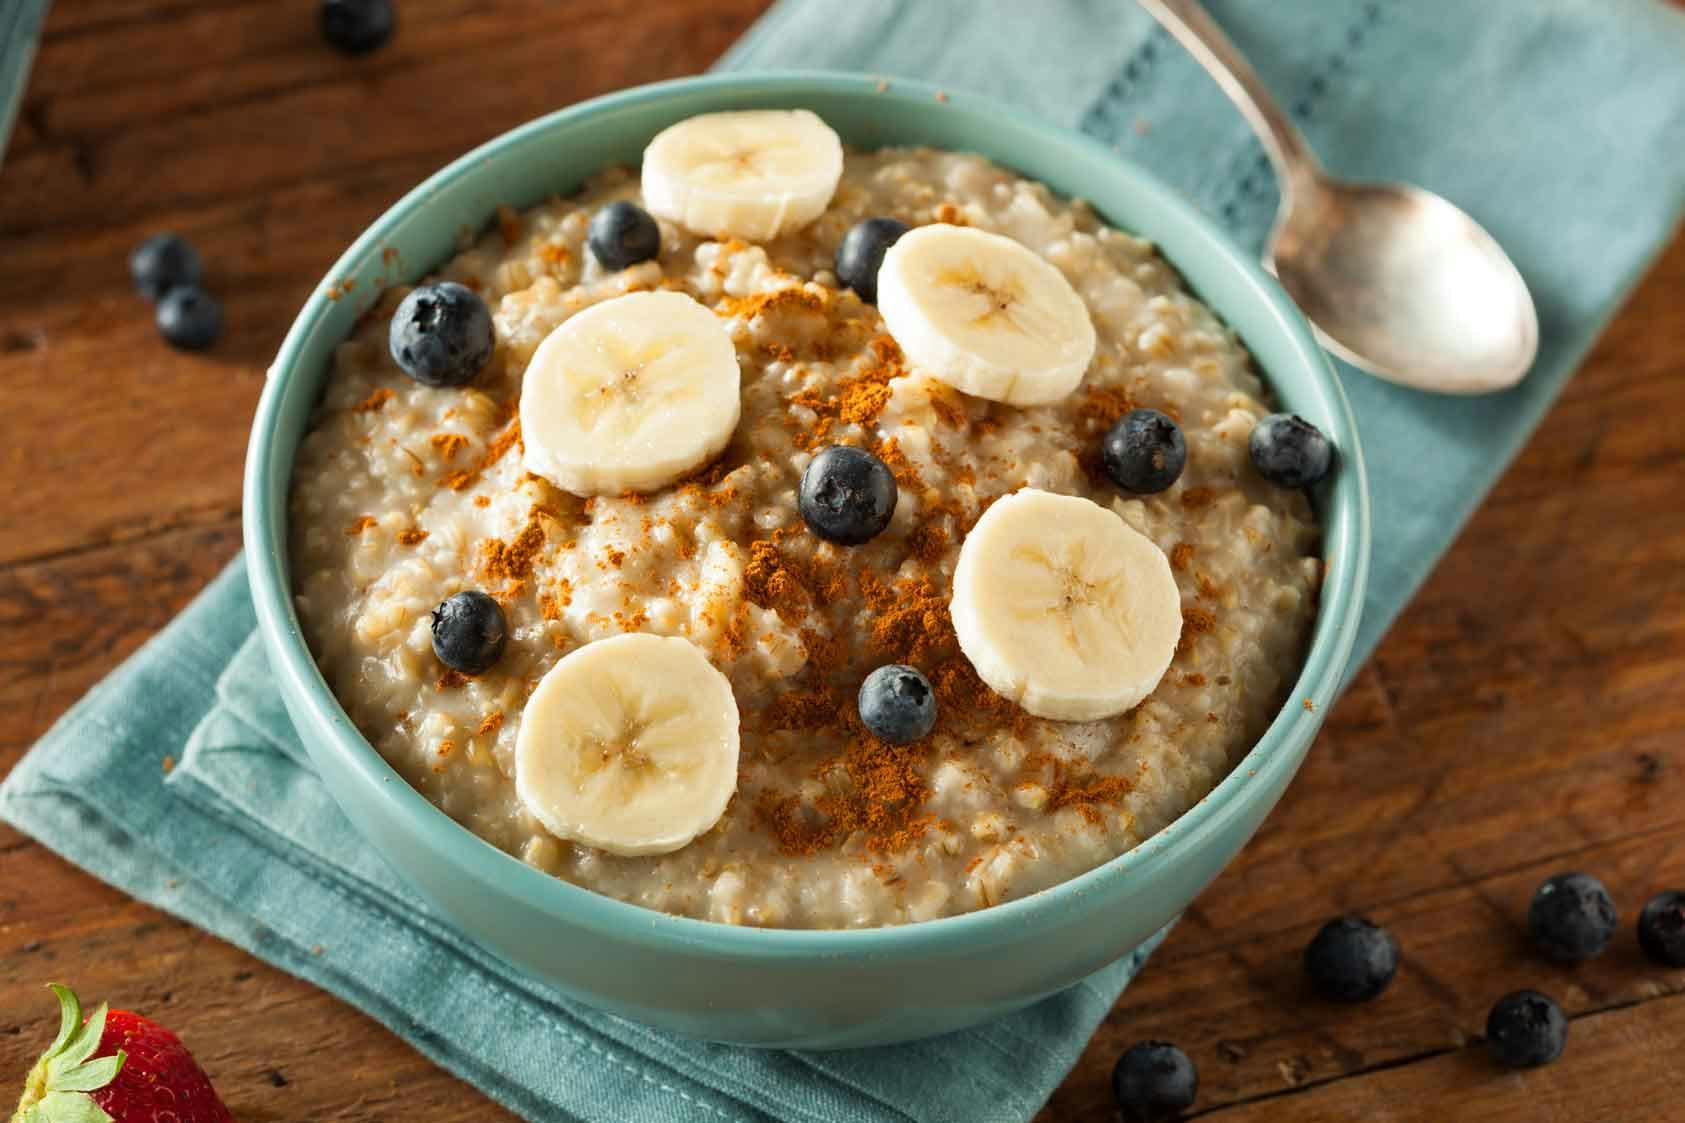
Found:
<box><xmin>1136</xmin><ymin>0</ymin><xmax>1321</xmax><ymax>190</ymax></box>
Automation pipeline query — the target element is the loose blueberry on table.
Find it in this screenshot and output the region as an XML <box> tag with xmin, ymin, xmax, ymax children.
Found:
<box><xmin>1111</xmin><ymin>1040</ymin><xmax>1198</xmax><ymax>1122</ymax></box>
<box><xmin>155</xmin><ymin>286</ymin><xmax>223</xmax><ymax>351</ymax></box>
<box><xmin>431</xmin><ymin>590</ymin><xmax>507</xmax><ymax>675</ymax></box>
<box><xmin>1249</xmin><ymin>412</ymin><xmax>1333</xmax><ymax>489</ymax></box>
<box><xmin>1102</xmin><ymin>407</ymin><xmax>1187</xmax><ymax>494</ymax></box>
<box><xmin>798</xmin><ymin>444</ymin><xmax>899</xmax><ymax>545</ymax></box>
<box><xmin>389</xmin><ymin>281</ymin><xmax>496</xmax><ymax>388</ymax></box>
<box><xmin>858</xmin><ymin>664</ymin><xmax>937</xmax><ymax>745</ymax></box>
<box><xmin>1637</xmin><ymin>889</ymin><xmax>1685</xmax><ymax>966</ymax></box>
<box><xmin>128</xmin><ymin>232</ymin><xmax>202</xmax><ymax>300</ymax></box>
<box><xmin>1485</xmin><ymin>989</ymin><xmax>1568</xmax><ymax>1069</ymax></box>
<box><xmin>1304</xmin><ymin>914</ymin><xmax>1398</xmax><ymax>1002</ymax></box>
<box><xmin>319</xmin><ymin>0</ymin><xmax>396</xmax><ymax>55</ymax></box>
<box><xmin>835</xmin><ymin>217</ymin><xmax>910</xmax><ymax>304</ymax></box>
<box><xmin>588</xmin><ymin>201</ymin><xmax>663</xmax><ymax>270</ymax></box>
<box><xmin>1528</xmin><ymin>871</ymin><xmax>1618</xmax><ymax>963</ymax></box>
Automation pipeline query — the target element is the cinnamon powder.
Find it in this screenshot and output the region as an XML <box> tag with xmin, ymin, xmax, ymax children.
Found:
<box><xmin>430</xmin><ymin>433</ymin><xmax>469</xmax><ymax>461</ymax></box>
<box><xmin>441</xmin><ymin>417</ymin><xmax>522</xmax><ymax>492</ymax></box>
<box><xmin>755</xmin><ymin>732</ymin><xmax>934</xmax><ymax>858</ymax></box>
<box><xmin>351</xmin><ymin>387</ymin><xmax>393</xmax><ymax>413</ymax></box>
<box><xmin>480</xmin><ymin>506</ymin><xmax>548</xmax><ymax>584</ymax></box>
<box><xmin>743</xmin><ymin>541</ymin><xmax>810</xmax><ymax>624</ymax></box>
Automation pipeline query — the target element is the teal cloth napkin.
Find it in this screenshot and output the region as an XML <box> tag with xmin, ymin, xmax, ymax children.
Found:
<box><xmin>0</xmin><ymin>0</ymin><xmax>51</xmax><ymax>166</ymax></box>
<box><xmin>4</xmin><ymin>2</ymin><xmax>1684</xmax><ymax>1121</ymax></box>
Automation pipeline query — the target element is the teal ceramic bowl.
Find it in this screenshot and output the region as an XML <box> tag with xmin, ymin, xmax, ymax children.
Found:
<box><xmin>244</xmin><ymin>71</ymin><xmax>1370</xmax><ymax>1048</ymax></box>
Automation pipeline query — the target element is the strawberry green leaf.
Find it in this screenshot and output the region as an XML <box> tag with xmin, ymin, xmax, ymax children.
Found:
<box><xmin>26</xmin><ymin>1091</ymin><xmax>114</xmax><ymax>1123</ymax></box>
<box><xmin>12</xmin><ymin>986</ymin><xmax>119</xmax><ymax>1123</ymax></box>
<box><xmin>43</xmin><ymin>986</ymin><xmax>81</xmax><ymax>1061</ymax></box>
<box><xmin>61</xmin><ymin>1002</ymin><xmax>108</xmax><ymax>1069</ymax></box>
<box><xmin>48</xmin><ymin>1055</ymin><xmax>124</xmax><ymax>1094</ymax></box>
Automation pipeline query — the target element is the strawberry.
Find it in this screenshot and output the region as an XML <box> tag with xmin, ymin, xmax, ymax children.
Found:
<box><xmin>11</xmin><ymin>984</ymin><xmax>232</xmax><ymax>1123</ymax></box>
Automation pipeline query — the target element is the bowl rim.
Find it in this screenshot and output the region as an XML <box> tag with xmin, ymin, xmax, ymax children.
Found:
<box><xmin>244</xmin><ymin>69</ymin><xmax>1371</xmax><ymax>959</ymax></box>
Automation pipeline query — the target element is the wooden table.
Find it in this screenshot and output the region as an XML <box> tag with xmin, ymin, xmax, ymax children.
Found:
<box><xmin>2</xmin><ymin>3</ymin><xmax>1680</xmax><ymax>1119</ymax></box>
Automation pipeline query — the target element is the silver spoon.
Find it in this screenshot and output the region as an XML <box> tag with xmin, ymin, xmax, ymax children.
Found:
<box><xmin>1140</xmin><ymin>0</ymin><xmax>1539</xmax><ymax>394</ymax></box>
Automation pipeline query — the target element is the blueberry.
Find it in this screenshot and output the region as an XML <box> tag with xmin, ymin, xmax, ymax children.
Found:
<box><xmin>319</xmin><ymin>0</ymin><xmax>395</xmax><ymax>55</ymax></box>
<box><xmin>588</xmin><ymin>201</ymin><xmax>662</xmax><ymax>271</ymax></box>
<box><xmin>129</xmin><ymin>233</ymin><xmax>202</xmax><ymax>300</ymax></box>
<box><xmin>1102</xmin><ymin>408</ymin><xmax>1186</xmax><ymax>494</ymax></box>
<box><xmin>798</xmin><ymin>445</ymin><xmax>898</xmax><ymax>545</ymax></box>
<box><xmin>1637</xmin><ymin>889</ymin><xmax>1685</xmax><ymax>966</ymax></box>
<box><xmin>835</xmin><ymin>217</ymin><xmax>909</xmax><ymax>304</ymax></box>
<box><xmin>1249</xmin><ymin>413</ymin><xmax>1333</xmax><ymax>489</ymax></box>
<box><xmin>1304</xmin><ymin>915</ymin><xmax>1398</xmax><ymax>1002</ymax></box>
<box><xmin>858</xmin><ymin>665</ymin><xmax>937</xmax><ymax>745</ymax></box>
<box><xmin>1485</xmin><ymin>989</ymin><xmax>1567</xmax><ymax>1069</ymax></box>
<box><xmin>155</xmin><ymin>286</ymin><xmax>223</xmax><ymax>351</ymax></box>
<box><xmin>1111</xmin><ymin>1041</ymin><xmax>1197</xmax><ymax>1122</ymax></box>
<box><xmin>430</xmin><ymin>591</ymin><xmax>507</xmax><ymax>675</ymax></box>
<box><xmin>389</xmin><ymin>282</ymin><xmax>494</xmax><ymax>388</ymax></box>
<box><xmin>1528</xmin><ymin>872</ymin><xmax>1618</xmax><ymax>963</ymax></box>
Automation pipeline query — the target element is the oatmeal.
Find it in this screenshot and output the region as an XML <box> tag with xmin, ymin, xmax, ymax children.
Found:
<box><xmin>289</xmin><ymin>134</ymin><xmax>1321</xmax><ymax>928</ymax></box>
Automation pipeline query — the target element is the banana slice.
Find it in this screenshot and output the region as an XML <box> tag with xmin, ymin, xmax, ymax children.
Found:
<box><xmin>641</xmin><ymin>109</ymin><xmax>844</xmax><ymax>241</ymax></box>
<box><xmin>951</xmin><ymin>489</ymin><xmax>1182</xmax><ymax>722</ymax></box>
<box><xmin>519</xmin><ymin>290</ymin><xmax>741</xmax><ymax>496</ymax></box>
<box><xmin>515</xmin><ymin>633</ymin><xmax>741</xmax><ymax>857</ymax></box>
<box><xmin>877</xmin><ymin>224</ymin><xmax>1097</xmax><ymax>406</ymax></box>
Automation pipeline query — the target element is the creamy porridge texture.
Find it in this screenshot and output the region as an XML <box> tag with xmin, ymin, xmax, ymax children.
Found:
<box><xmin>289</xmin><ymin>117</ymin><xmax>1322</xmax><ymax>928</ymax></box>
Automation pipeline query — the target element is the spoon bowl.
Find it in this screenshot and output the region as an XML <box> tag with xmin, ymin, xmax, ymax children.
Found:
<box><xmin>1143</xmin><ymin>0</ymin><xmax>1540</xmax><ymax>394</ymax></box>
<box><xmin>1267</xmin><ymin>178</ymin><xmax>1539</xmax><ymax>393</ymax></box>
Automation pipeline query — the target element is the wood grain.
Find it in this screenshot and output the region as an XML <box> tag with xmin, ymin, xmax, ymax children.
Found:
<box><xmin>2</xmin><ymin>2</ymin><xmax>1682</xmax><ymax>1121</ymax></box>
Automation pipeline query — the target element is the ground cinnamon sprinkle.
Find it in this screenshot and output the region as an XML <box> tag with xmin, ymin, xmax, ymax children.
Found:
<box><xmin>907</xmin><ymin>524</ymin><xmax>949</xmax><ymax>565</ymax></box>
<box><xmin>788</xmin><ymin>334</ymin><xmax>905</xmax><ymax>449</ymax></box>
<box><xmin>396</xmin><ymin>526</ymin><xmax>429</xmax><ymax>545</ymax></box>
<box><xmin>931</xmin><ymin>657</ymin><xmax>1030</xmax><ymax>736</ymax></box>
<box><xmin>1169</xmin><ymin>542</ymin><xmax>1195</xmax><ymax>572</ymax></box>
<box><xmin>439</xmin><ymin>469</ymin><xmax>476</xmax><ymax>491</ymax></box>
<box><xmin>715</xmin><ymin>285</ymin><xmax>829</xmax><ymax>322</ymax></box>
<box><xmin>866</xmin><ymin>575</ymin><xmax>953</xmax><ymax>663</ymax></box>
<box><xmin>762</xmin><ymin>679</ymin><xmax>844</xmax><ymax>731</ymax></box>
<box><xmin>798</xmin><ymin>627</ymin><xmax>846</xmax><ymax>672</ymax></box>
<box><xmin>1045</xmin><ymin>768</ymin><xmax>1135</xmax><ymax>825</ymax></box>
<box><xmin>346</xmin><ymin>515</ymin><xmax>377</xmax><ymax>536</ymax></box>
<box><xmin>1181</xmin><ymin>487</ymin><xmax>1217</xmax><ymax>509</ymax></box>
<box><xmin>351</xmin><ymin>387</ymin><xmax>393</xmax><ymax>413</ymax></box>
<box><xmin>870</xmin><ymin>436</ymin><xmax>919</xmax><ymax>488</ymax></box>
<box><xmin>1076</xmin><ymin>384</ymin><xmax>1135</xmax><ymax>427</ymax></box>
<box><xmin>480</xmin><ymin>507</ymin><xmax>547</xmax><ymax>583</ymax></box>
<box><xmin>436</xmin><ymin>669</ymin><xmax>469</xmax><ymax>690</ymax></box>
<box><xmin>430</xmin><ymin>433</ymin><xmax>469</xmax><ymax>461</ymax></box>
<box><xmin>743</xmin><ymin>541</ymin><xmax>811</xmax><ymax>623</ymax></box>
<box><xmin>1178</xmin><ymin>604</ymin><xmax>1217</xmax><ymax>655</ymax></box>
<box><xmin>476</xmin><ymin>712</ymin><xmax>504</xmax><ymax>737</ymax></box>
<box><xmin>754</xmin><ymin>732</ymin><xmax>934</xmax><ymax>858</ymax></box>
<box><xmin>441</xmin><ymin>417</ymin><xmax>522</xmax><ymax>491</ymax></box>
<box><xmin>541</xmin><ymin>578</ymin><xmax>575</xmax><ymax>616</ymax></box>
<box><xmin>927</xmin><ymin>386</ymin><xmax>968</xmax><ymax>428</ymax></box>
